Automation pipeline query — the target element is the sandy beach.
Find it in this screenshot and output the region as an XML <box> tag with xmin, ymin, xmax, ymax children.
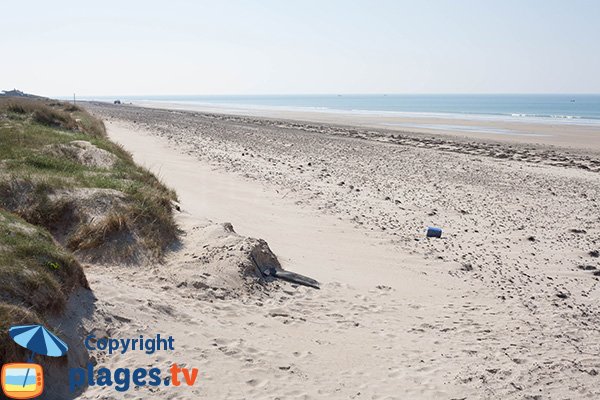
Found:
<box><xmin>3</xmin><ymin>2</ymin><xmax>600</xmax><ymax>399</ymax></box>
<box><xmin>69</xmin><ymin>102</ymin><xmax>600</xmax><ymax>399</ymax></box>
<box><xmin>133</xmin><ymin>100</ymin><xmax>600</xmax><ymax>151</ymax></box>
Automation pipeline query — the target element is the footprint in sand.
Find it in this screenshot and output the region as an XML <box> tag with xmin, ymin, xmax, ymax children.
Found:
<box><xmin>246</xmin><ymin>378</ymin><xmax>269</xmax><ymax>388</ymax></box>
<box><xmin>292</xmin><ymin>350</ymin><xmax>311</xmax><ymax>358</ymax></box>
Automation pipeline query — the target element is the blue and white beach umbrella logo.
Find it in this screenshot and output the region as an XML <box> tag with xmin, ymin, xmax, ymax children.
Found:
<box><xmin>9</xmin><ymin>325</ymin><xmax>68</xmax><ymax>361</ymax></box>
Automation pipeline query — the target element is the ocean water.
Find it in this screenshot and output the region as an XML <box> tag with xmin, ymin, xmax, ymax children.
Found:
<box><xmin>81</xmin><ymin>94</ymin><xmax>600</xmax><ymax>124</ymax></box>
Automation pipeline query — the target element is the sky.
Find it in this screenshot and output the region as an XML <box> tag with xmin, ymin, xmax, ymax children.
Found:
<box><xmin>1</xmin><ymin>0</ymin><xmax>599</xmax><ymax>96</ymax></box>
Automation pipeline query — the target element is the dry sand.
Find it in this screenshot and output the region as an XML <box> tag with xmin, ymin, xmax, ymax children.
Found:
<box><xmin>75</xmin><ymin>103</ymin><xmax>600</xmax><ymax>399</ymax></box>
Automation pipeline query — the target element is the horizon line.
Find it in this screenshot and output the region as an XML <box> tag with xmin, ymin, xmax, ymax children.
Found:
<box><xmin>56</xmin><ymin>92</ymin><xmax>600</xmax><ymax>98</ymax></box>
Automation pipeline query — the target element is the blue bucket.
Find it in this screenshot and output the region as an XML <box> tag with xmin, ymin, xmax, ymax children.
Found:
<box><xmin>426</xmin><ymin>227</ymin><xmax>442</xmax><ymax>238</ymax></box>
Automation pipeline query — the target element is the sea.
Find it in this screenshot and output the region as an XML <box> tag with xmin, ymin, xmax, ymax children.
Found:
<box><xmin>77</xmin><ymin>94</ymin><xmax>600</xmax><ymax>125</ymax></box>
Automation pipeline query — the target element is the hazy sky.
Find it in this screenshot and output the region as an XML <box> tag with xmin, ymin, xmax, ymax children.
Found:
<box><xmin>2</xmin><ymin>0</ymin><xmax>599</xmax><ymax>96</ymax></box>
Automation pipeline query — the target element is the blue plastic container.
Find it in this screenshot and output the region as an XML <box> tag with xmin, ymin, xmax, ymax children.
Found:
<box><xmin>426</xmin><ymin>227</ymin><xmax>442</xmax><ymax>238</ymax></box>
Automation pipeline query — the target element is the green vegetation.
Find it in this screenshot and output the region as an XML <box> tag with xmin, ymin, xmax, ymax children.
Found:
<box><xmin>0</xmin><ymin>98</ymin><xmax>178</xmax><ymax>260</ymax></box>
<box><xmin>0</xmin><ymin>209</ymin><xmax>87</xmax><ymax>363</ymax></box>
<box><xmin>0</xmin><ymin>98</ymin><xmax>178</xmax><ymax>365</ymax></box>
<box><xmin>0</xmin><ymin>209</ymin><xmax>86</xmax><ymax>312</ymax></box>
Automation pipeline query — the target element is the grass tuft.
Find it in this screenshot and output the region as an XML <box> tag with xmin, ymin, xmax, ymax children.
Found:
<box><xmin>32</xmin><ymin>107</ymin><xmax>77</xmax><ymax>130</ymax></box>
<box><xmin>68</xmin><ymin>213</ymin><xmax>130</xmax><ymax>251</ymax></box>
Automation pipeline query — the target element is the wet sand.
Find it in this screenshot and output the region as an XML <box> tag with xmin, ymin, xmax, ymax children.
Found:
<box><xmin>134</xmin><ymin>100</ymin><xmax>600</xmax><ymax>151</ymax></box>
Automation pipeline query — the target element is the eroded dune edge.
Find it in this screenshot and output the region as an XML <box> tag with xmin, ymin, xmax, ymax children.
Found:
<box><xmin>0</xmin><ymin>99</ymin><xmax>290</xmax><ymax>399</ymax></box>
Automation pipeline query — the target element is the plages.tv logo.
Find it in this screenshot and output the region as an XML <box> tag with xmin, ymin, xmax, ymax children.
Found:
<box><xmin>1</xmin><ymin>325</ymin><xmax>68</xmax><ymax>399</ymax></box>
<box><xmin>69</xmin><ymin>333</ymin><xmax>199</xmax><ymax>393</ymax></box>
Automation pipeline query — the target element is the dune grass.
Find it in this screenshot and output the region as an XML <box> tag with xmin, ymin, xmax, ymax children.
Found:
<box><xmin>0</xmin><ymin>98</ymin><xmax>178</xmax><ymax>365</ymax></box>
<box><xmin>0</xmin><ymin>209</ymin><xmax>87</xmax><ymax>363</ymax></box>
<box><xmin>0</xmin><ymin>98</ymin><xmax>178</xmax><ymax>259</ymax></box>
<box><xmin>0</xmin><ymin>209</ymin><xmax>87</xmax><ymax>313</ymax></box>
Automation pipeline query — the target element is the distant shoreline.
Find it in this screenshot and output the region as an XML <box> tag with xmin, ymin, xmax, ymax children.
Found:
<box><xmin>138</xmin><ymin>101</ymin><xmax>600</xmax><ymax>125</ymax></box>
<box><xmin>70</xmin><ymin>94</ymin><xmax>600</xmax><ymax>123</ymax></box>
<box><xmin>97</xmin><ymin>99</ymin><xmax>600</xmax><ymax>151</ymax></box>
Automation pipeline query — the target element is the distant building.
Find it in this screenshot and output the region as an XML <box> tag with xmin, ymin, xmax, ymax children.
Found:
<box><xmin>1</xmin><ymin>89</ymin><xmax>25</xmax><ymax>97</ymax></box>
<box><xmin>0</xmin><ymin>89</ymin><xmax>40</xmax><ymax>98</ymax></box>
